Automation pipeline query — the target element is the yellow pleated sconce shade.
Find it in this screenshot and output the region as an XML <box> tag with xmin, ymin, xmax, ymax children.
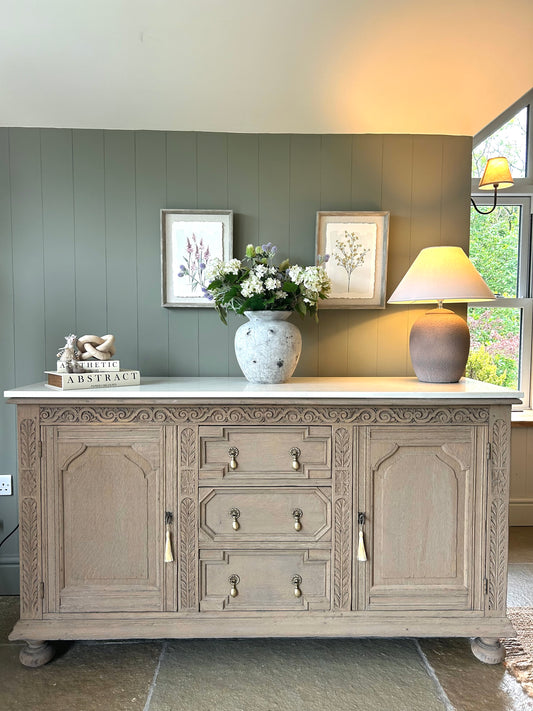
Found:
<box><xmin>478</xmin><ymin>157</ymin><xmax>514</xmax><ymax>190</ymax></box>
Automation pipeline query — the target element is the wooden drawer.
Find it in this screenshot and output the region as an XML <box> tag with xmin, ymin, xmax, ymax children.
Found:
<box><xmin>199</xmin><ymin>425</ymin><xmax>331</xmax><ymax>479</ymax></box>
<box><xmin>200</xmin><ymin>549</ymin><xmax>331</xmax><ymax>611</ymax></box>
<box><xmin>199</xmin><ymin>487</ymin><xmax>331</xmax><ymax>543</ymax></box>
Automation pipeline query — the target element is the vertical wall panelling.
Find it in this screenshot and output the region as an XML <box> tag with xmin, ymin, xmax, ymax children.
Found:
<box><xmin>41</xmin><ymin>130</ymin><xmax>76</xmax><ymax>367</ymax></box>
<box><xmin>290</xmin><ymin>135</ymin><xmax>321</xmax><ymax>375</ymax></box>
<box><xmin>258</xmin><ymin>135</ymin><xmax>290</xmax><ymax>261</ymax></box>
<box><xmin>441</xmin><ymin>136</ymin><xmax>472</xmax><ymax>250</ymax></box>
<box><xmin>104</xmin><ymin>131</ymin><xmax>139</xmax><ymax>365</ymax></box>
<box><xmin>73</xmin><ymin>130</ymin><xmax>107</xmax><ymax>336</ymax></box>
<box><xmin>351</xmin><ymin>135</ymin><xmax>383</xmax><ymax>212</ymax></box>
<box><xmin>317</xmin><ymin>135</ymin><xmax>352</xmax><ymax>375</ymax></box>
<box><xmin>0</xmin><ymin>128</ymin><xmax>15</xmax><ymax>449</ymax></box>
<box><xmin>197</xmin><ymin>133</ymin><xmax>230</xmax><ymax>376</ymax></box>
<box><xmin>135</xmin><ymin>132</ymin><xmax>169</xmax><ymax>375</ymax></box>
<box><xmin>410</xmin><ymin>136</ymin><xmax>443</xmax><ymax>259</ymax></box>
<box><xmin>166</xmin><ymin>132</ymin><xmax>198</xmax><ymax>209</ymax></box>
<box><xmin>377</xmin><ymin>135</ymin><xmax>414</xmax><ymax>376</ymax></box>
<box><xmin>347</xmin><ymin>135</ymin><xmax>384</xmax><ymax>375</ymax></box>
<box><xmin>10</xmin><ymin>128</ymin><xmax>46</xmax><ymax>384</ymax></box>
<box><xmin>0</xmin><ymin>129</ymin><xmax>19</xmax><ymax>588</ymax></box>
<box><xmin>166</xmin><ymin>132</ymin><xmax>200</xmax><ymax>375</ymax></box>
<box><xmin>227</xmin><ymin>134</ymin><xmax>260</xmax><ymax>372</ymax></box>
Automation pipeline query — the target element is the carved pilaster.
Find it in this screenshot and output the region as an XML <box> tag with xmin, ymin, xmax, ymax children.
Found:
<box><xmin>18</xmin><ymin>407</ymin><xmax>41</xmax><ymax>619</ymax></box>
<box><xmin>178</xmin><ymin>427</ymin><xmax>198</xmax><ymax>610</ymax></box>
<box><xmin>179</xmin><ymin>498</ymin><xmax>197</xmax><ymax>610</ymax></box>
<box><xmin>487</xmin><ymin>416</ymin><xmax>511</xmax><ymax>612</ymax></box>
<box><xmin>332</xmin><ymin>426</ymin><xmax>352</xmax><ymax>610</ymax></box>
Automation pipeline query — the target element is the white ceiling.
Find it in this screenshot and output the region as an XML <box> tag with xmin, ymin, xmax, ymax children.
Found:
<box><xmin>1</xmin><ymin>0</ymin><xmax>532</xmax><ymax>135</ymax></box>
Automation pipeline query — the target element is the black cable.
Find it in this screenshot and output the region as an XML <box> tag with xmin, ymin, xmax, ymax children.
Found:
<box><xmin>0</xmin><ymin>524</ymin><xmax>19</xmax><ymax>549</ymax></box>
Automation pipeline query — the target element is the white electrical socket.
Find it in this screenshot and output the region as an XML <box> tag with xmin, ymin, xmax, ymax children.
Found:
<box><xmin>0</xmin><ymin>475</ymin><xmax>13</xmax><ymax>496</ymax></box>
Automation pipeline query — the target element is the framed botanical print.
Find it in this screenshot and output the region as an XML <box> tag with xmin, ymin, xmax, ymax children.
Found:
<box><xmin>316</xmin><ymin>211</ymin><xmax>390</xmax><ymax>308</ymax></box>
<box><xmin>161</xmin><ymin>209</ymin><xmax>233</xmax><ymax>307</ymax></box>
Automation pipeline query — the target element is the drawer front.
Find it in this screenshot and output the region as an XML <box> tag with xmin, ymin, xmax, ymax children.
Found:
<box><xmin>199</xmin><ymin>425</ymin><xmax>331</xmax><ymax>479</ymax></box>
<box><xmin>200</xmin><ymin>549</ymin><xmax>331</xmax><ymax>611</ymax></box>
<box><xmin>199</xmin><ymin>487</ymin><xmax>331</xmax><ymax>542</ymax></box>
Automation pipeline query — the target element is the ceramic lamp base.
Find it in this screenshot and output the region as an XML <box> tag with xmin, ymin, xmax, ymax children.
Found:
<box><xmin>409</xmin><ymin>307</ymin><xmax>470</xmax><ymax>383</ymax></box>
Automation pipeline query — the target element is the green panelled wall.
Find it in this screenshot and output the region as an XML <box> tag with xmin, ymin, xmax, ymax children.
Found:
<box><xmin>0</xmin><ymin>129</ymin><xmax>472</xmax><ymax>592</ymax></box>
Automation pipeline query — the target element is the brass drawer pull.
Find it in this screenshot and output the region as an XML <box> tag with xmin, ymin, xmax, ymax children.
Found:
<box><xmin>229</xmin><ymin>507</ymin><xmax>241</xmax><ymax>531</ymax></box>
<box><xmin>289</xmin><ymin>447</ymin><xmax>301</xmax><ymax>470</ymax></box>
<box><xmin>228</xmin><ymin>447</ymin><xmax>239</xmax><ymax>470</ymax></box>
<box><xmin>291</xmin><ymin>574</ymin><xmax>302</xmax><ymax>598</ymax></box>
<box><xmin>229</xmin><ymin>574</ymin><xmax>240</xmax><ymax>597</ymax></box>
<box><xmin>292</xmin><ymin>508</ymin><xmax>303</xmax><ymax>531</ymax></box>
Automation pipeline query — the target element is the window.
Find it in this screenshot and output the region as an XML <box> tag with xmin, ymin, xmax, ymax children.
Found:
<box><xmin>467</xmin><ymin>90</ymin><xmax>533</xmax><ymax>408</ymax></box>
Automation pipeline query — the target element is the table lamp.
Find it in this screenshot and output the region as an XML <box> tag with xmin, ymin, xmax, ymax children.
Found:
<box><xmin>388</xmin><ymin>246</ymin><xmax>495</xmax><ymax>383</ymax></box>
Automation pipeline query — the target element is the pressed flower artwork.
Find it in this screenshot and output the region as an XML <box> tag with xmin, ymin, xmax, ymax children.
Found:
<box><xmin>173</xmin><ymin>223</ymin><xmax>221</xmax><ymax>297</ymax></box>
<box><xmin>161</xmin><ymin>210</ymin><xmax>233</xmax><ymax>307</ymax></box>
<box><xmin>316</xmin><ymin>211</ymin><xmax>390</xmax><ymax>308</ymax></box>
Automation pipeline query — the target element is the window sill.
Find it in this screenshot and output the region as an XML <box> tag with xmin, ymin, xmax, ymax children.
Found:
<box><xmin>512</xmin><ymin>410</ymin><xmax>533</xmax><ymax>427</ymax></box>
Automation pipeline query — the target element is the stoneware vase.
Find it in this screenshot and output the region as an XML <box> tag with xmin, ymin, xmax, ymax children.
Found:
<box><xmin>234</xmin><ymin>311</ymin><xmax>302</xmax><ymax>384</ymax></box>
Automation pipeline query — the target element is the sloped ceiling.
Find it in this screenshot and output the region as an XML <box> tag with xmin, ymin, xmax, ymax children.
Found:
<box><xmin>1</xmin><ymin>0</ymin><xmax>532</xmax><ymax>135</ymax></box>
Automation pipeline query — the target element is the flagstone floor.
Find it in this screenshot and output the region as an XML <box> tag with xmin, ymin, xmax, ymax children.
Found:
<box><xmin>1</xmin><ymin>528</ymin><xmax>533</xmax><ymax>711</ymax></box>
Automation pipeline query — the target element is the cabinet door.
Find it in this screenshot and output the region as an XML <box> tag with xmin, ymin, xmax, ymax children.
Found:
<box><xmin>44</xmin><ymin>426</ymin><xmax>166</xmax><ymax>613</ymax></box>
<box><xmin>362</xmin><ymin>425</ymin><xmax>485</xmax><ymax>611</ymax></box>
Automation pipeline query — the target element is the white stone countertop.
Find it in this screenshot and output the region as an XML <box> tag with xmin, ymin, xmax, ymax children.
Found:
<box><xmin>3</xmin><ymin>376</ymin><xmax>524</xmax><ymax>401</ymax></box>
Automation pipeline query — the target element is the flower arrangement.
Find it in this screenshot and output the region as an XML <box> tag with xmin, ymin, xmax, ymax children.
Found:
<box><xmin>181</xmin><ymin>243</ymin><xmax>331</xmax><ymax>324</ymax></box>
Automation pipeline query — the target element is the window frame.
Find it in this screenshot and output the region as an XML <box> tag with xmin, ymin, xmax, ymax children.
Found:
<box><xmin>471</xmin><ymin>88</ymin><xmax>533</xmax><ymax>193</ymax></box>
<box><xmin>467</xmin><ymin>194</ymin><xmax>533</xmax><ymax>409</ymax></box>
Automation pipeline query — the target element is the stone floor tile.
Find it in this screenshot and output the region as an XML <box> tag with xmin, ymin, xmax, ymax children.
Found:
<box><xmin>149</xmin><ymin>638</ymin><xmax>447</xmax><ymax>711</ymax></box>
<box><xmin>0</xmin><ymin>640</ymin><xmax>162</xmax><ymax>711</ymax></box>
<box><xmin>419</xmin><ymin>637</ymin><xmax>532</xmax><ymax>711</ymax></box>
<box><xmin>0</xmin><ymin>596</ymin><xmax>21</xmax><ymax>644</ymax></box>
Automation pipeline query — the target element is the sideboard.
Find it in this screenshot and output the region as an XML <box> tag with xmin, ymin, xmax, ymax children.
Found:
<box><xmin>4</xmin><ymin>376</ymin><xmax>521</xmax><ymax>667</ymax></box>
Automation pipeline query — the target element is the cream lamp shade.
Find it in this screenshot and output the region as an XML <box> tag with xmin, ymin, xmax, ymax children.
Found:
<box><xmin>388</xmin><ymin>246</ymin><xmax>495</xmax><ymax>383</ymax></box>
<box><xmin>388</xmin><ymin>246</ymin><xmax>495</xmax><ymax>304</ymax></box>
<box><xmin>478</xmin><ymin>157</ymin><xmax>514</xmax><ymax>190</ymax></box>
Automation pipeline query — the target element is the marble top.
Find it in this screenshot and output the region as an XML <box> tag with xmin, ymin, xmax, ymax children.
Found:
<box><xmin>3</xmin><ymin>376</ymin><xmax>524</xmax><ymax>401</ymax></box>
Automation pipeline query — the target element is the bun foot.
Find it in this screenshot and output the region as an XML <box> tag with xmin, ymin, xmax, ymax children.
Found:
<box><xmin>19</xmin><ymin>640</ymin><xmax>55</xmax><ymax>667</ymax></box>
<box><xmin>470</xmin><ymin>637</ymin><xmax>505</xmax><ymax>664</ymax></box>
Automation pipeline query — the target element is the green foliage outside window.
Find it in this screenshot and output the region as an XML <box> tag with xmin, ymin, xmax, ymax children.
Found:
<box><xmin>466</xmin><ymin>206</ymin><xmax>521</xmax><ymax>389</ymax></box>
<box><xmin>472</xmin><ymin>106</ymin><xmax>527</xmax><ymax>179</ymax></box>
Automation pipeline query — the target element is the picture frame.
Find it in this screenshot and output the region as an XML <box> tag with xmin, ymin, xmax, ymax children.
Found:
<box><xmin>316</xmin><ymin>211</ymin><xmax>390</xmax><ymax>308</ymax></box>
<box><xmin>161</xmin><ymin>209</ymin><xmax>233</xmax><ymax>307</ymax></box>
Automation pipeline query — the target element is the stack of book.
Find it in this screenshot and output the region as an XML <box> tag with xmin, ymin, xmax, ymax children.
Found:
<box><xmin>45</xmin><ymin>359</ymin><xmax>140</xmax><ymax>390</ymax></box>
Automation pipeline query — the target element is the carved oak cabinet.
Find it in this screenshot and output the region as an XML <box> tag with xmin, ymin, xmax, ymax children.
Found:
<box><xmin>4</xmin><ymin>377</ymin><xmax>520</xmax><ymax>667</ymax></box>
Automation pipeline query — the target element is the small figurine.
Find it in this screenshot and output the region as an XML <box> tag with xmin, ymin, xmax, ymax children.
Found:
<box><xmin>57</xmin><ymin>334</ymin><xmax>85</xmax><ymax>373</ymax></box>
<box><xmin>77</xmin><ymin>334</ymin><xmax>116</xmax><ymax>361</ymax></box>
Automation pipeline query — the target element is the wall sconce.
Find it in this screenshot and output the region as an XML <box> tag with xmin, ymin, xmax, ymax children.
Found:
<box><xmin>471</xmin><ymin>156</ymin><xmax>514</xmax><ymax>215</ymax></box>
<box><xmin>388</xmin><ymin>246</ymin><xmax>495</xmax><ymax>383</ymax></box>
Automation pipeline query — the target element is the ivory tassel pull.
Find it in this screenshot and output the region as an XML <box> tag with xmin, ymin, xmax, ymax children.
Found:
<box><xmin>164</xmin><ymin>512</ymin><xmax>174</xmax><ymax>563</ymax></box>
<box><xmin>357</xmin><ymin>528</ymin><xmax>367</xmax><ymax>562</ymax></box>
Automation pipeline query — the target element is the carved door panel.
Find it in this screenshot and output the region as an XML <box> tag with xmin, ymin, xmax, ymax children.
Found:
<box><xmin>362</xmin><ymin>425</ymin><xmax>485</xmax><ymax>611</ymax></box>
<box><xmin>43</xmin><ymin>426</ymin><xmax>166</xmax><ymax>613</ymax></box>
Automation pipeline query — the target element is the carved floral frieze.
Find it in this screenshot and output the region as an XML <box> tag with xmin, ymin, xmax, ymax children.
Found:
<box><xmin>40</xmin><ymin>405</ymin><xmax>490</xmax><ymax>426</ymax></box>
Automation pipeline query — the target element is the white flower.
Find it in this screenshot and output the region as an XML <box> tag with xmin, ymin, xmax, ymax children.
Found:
<box><xmin>288</xmin><ymin>265</ymin><xmax>304</xmax><ymax>285</ymax></box>
<box><xmin>224</xmin><ymin>259</ymin><xmax>242</xmax><ymax>275</ymax></box>
<box><xmin>275</xmin><ymin>290</ymin><xmax>287</xmax><ymax>299</ymax></box>
<box><xmin>265</xmin><ymin>277</ymin><xmax>280</xmax><ymax>291</ymax></box>
<box><xmin>205</xmin><ymin>258</ymin><xmax>224</xmax><ymax>281</ymax></box>
<box><xmin>254</xmin><ymin>264</ymin><xmax>268</xmax><ymax>277</ymax></box>
<box><xmin>241</xmin><ymin>274</ymin><xmax>264</xmax><ymax>297</ymax></box>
